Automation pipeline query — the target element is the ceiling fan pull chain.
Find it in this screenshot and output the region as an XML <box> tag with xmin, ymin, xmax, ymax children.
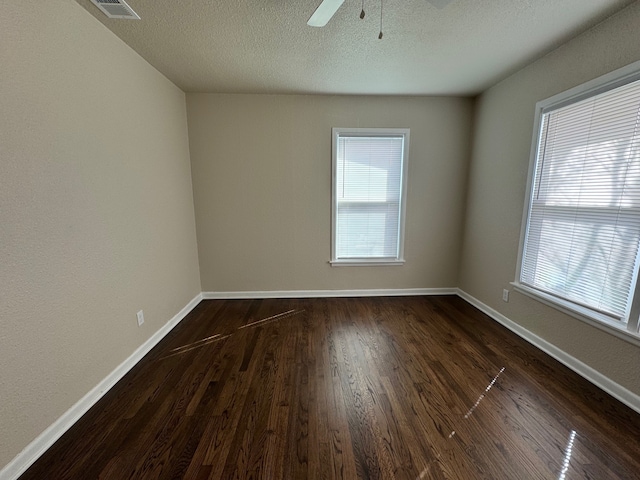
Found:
<box><xmin>378</xmin><ymin>0</ymin><xmax>383</xmax><ymax>38</ymax></box>
<box><xmin>360</xmin><ymin>0</ymin><xmax>365</xmax><ymax>19</ymax></box>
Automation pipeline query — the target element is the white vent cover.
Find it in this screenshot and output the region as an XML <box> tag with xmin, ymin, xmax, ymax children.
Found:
<box><xmin>90</xmin><ymin>0</ymin><xmax>140</xmax><ymax>19</ymax></box>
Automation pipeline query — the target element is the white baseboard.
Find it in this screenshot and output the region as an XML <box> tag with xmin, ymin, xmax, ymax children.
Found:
<box><xmin>202</xmin><ymin>288</ymin><xmax>457</xmax><ymax>299</ymax></box>
<box><xmin>0</xmin><ymin>293</ymin><xmax>203</xmax><ymax>480</ymax></box>
<box><xmin>456</xmin><ymin>289</ymin><xmax>640</xmax><ymax>415</ymax></box>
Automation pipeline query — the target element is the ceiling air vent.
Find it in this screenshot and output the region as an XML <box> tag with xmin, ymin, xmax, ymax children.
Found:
<box><xmin>90</xmin><ymin>0</ymin><xmax>140</xmax><ymax>19</ymax></box>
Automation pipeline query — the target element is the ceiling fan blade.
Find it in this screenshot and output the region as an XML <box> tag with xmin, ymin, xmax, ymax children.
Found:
<box><xmin>427</xmin><ymin>0</ymin><xmax>453</xmax><ymax>8</ymax></box>
<box><xmin>307</xmin><ymin>0</ymin><xmax>346</xmax><ymax>27</ymax></box>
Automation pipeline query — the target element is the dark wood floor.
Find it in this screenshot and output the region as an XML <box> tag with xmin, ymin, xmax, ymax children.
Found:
<box><xmin>19</xmin><ymin>296</ymin><xmax>640</xmax><ymax>479</ymax></box>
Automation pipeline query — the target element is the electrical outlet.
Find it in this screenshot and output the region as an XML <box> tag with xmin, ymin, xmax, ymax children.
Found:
<box><xmin>502</xmin><ymin>289</ymin><xmax>509</xmax><ymax>302</ymax></box>
<box><xmin>137</xmin><ymin>310</ymin><xmax>144</xmax><ymax>327</ymax></box>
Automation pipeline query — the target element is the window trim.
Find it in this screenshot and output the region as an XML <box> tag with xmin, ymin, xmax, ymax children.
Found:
<box><xmin>514</xmin><ymin>59</ymin><xmax>640</xmax><ymax>343</ymax></box>
<box><xmin>512</xmin><ymin>283</ymin><xmax>640</xmax><ymax>347</ymax></box>
<box><xmin>330</xmin><ymin>127</ymin><xmax>410</xmax><ymax>266</ymax></box>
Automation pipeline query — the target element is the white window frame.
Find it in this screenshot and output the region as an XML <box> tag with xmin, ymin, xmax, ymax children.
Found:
<box><xmin>514</xmin><ymin>60</ymin><xmax>640</xmax><ymax>345</ymax></box>
<box><xmin>330</xmin><ymin>127</ymin><xmax>410</xmax><ymax>266</ymax></box>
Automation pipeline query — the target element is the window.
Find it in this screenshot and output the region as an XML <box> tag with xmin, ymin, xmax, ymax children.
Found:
<box><xmin>331</xmin><ymin>128</ymin><xmax>409</xmax><ymax>265</ymax></box>
<box><xmin>516</xmin><ymin>64</ymin><xmax>640</xmax><ymax>337</ymax></box>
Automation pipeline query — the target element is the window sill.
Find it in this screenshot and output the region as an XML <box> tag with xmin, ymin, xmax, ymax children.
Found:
<box><xmin>330</xmin><ymin>259</ymin><xmax>405</xmax><ymax>267</ymax></box>
<box><xmin>511</xmin><ymin>282</ymin><xmax>640</xmax><ymax>347</ymax></box>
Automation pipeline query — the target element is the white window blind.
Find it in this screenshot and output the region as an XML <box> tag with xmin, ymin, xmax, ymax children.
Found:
<box><xmin>521</xmin><ymin>76</ymin><xmax>640</xmax><ymax>324</ymax></box>
<box><xmin>332</xmin><ymin>128</ymin><xmax>409</xmax><ymax>264</ymax></box>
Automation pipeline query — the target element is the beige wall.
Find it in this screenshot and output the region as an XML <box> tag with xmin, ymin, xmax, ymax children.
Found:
<box><xmin>0</xmin><ymin>0</ymin><xmax>201</xmax><ymax>469</ymax></box>
<box><xmin>459</xmin><ymin>2</ymin><xmax>640</xmax><ymax>396</ymax></box>
<box><xmin>187</xmin><ymin>94</ymin><xmax>473</xmax><ymax>292</ymax></box>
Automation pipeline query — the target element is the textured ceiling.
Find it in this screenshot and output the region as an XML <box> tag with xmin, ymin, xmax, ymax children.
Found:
<box><xmin>75</xmin><ymin>0</ymin><xmax>636</xmax><ymax>95</ymax></box>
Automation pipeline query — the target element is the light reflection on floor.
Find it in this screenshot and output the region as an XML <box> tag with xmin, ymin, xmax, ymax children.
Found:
<box><xmin>418</xmin><ymin>366</ymin><xmax>506</xmax><ymax>480</ymax></box>
<box><xmin>159</xmin><ymin>309</ymin><xmax>304</xmax><ymax>360</ymax></box>
<box><xmin>464</xmin><ymin>366</ymin><xmax>505</xmax><ymax>419</ymax></box>
<box><xmin>237</xmin><ymin>309</ymin><xmax>299</xmax><ymax>329</ymax></box>
<box><xmin>160</xmin><ymin>334</ymin><xmax>232</xmax><ymax>360</ymax></box>
<box><xmin>558</xmin><ymin>429</ymin><xmax>577</xmax><ymax>480</ymax></box>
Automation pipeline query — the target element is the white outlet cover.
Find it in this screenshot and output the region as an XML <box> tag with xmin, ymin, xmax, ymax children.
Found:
<box><xmin>137</xmin><ymin>310</ymin><xmax>144</xmax><ymax>326</ymax></box>
<box><xmin>502</xmin><ymin>289</ymin><xmax>509</xmax><ymax>302</ymax></box>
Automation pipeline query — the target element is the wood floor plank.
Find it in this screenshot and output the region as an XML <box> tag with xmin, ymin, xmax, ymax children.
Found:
<box><xmin>18</xmin><ymin>296</ymin><xmax>640</xmax><ymax>480</ymax></box>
